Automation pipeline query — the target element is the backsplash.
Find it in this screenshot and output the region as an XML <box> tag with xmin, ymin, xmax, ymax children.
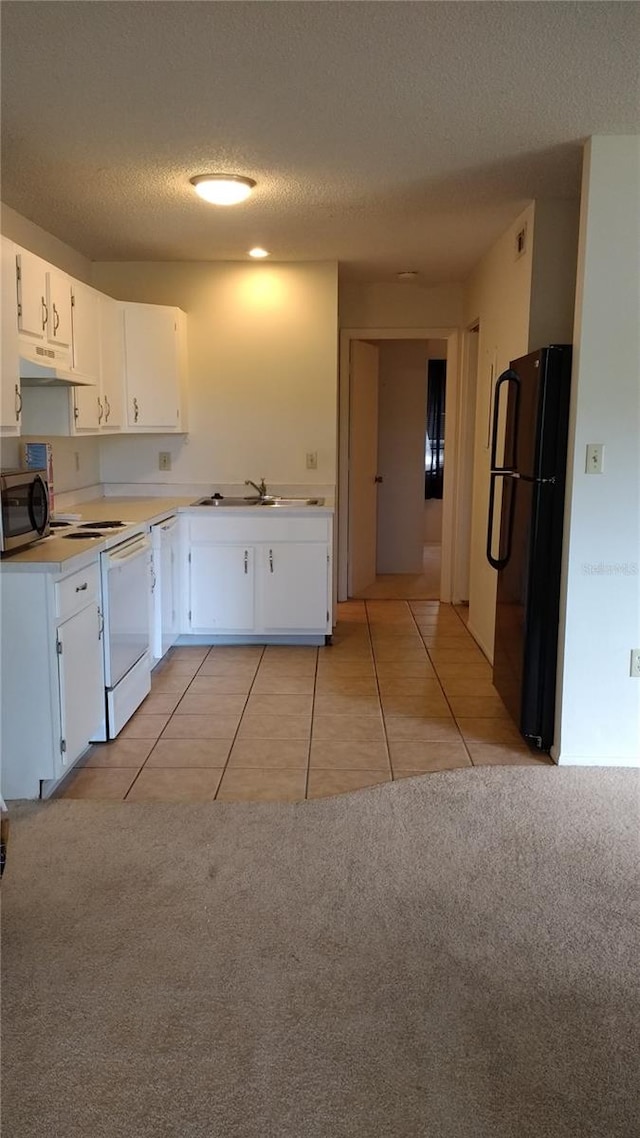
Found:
<box><xmin>21</xmin><ymin>436</ymin><xmax>101</xmax><ymax>495</ymax></box>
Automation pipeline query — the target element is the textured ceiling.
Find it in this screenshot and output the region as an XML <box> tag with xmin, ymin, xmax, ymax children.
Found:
<box><xmin>1</xmin><ymin>1</ymin><xmax>639</xmax><ymax>284</ymax></box>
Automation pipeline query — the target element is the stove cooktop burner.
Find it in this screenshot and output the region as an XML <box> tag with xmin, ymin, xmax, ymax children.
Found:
<box><xmin>79</xmin><ymin>520</ymin><xmax>126</xmax><ymax>529</ymax></box>
<box><xmin>50</xmin><ymin>521</ymin><xmax>73</xmax><ymax>529</ymax></box>
<box><xmin>62</xmin><ymin>531</ymin><xmax>104</xmax><ymax>540</ymax></box>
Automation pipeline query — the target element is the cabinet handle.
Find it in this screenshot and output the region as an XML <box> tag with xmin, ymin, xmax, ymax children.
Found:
<box><xmin>104</xmin><ymin>395</ymin><xmax>111</xmax><ymax>422</ymax></box>
<box><xmin>53</xmin><ymin>303</ymin><xmax>60</xmax><ymax>333</ymax></box>
<box><xmin>98</xmin><ymin>606</ymin><xmax>104</xmax><ymax>640</ymax></box>
<box><xmin>41</xmin><ymin>297</ymin><xmax>48</xmax><ymax>329</ymax></box>
<box><xmin>151</xmin><ymin>566</ymin><xmax>157</xmax><ymax>593</ymax></box>
<box><xmin>97</xmin><ymin>397</ymin><xmax>104</xmax><ymax>424</ymax></box>
<box><xmin>133</xmin><ymin>397</ymin><xmax>139</xmax><ymax>423</ymax></box>
<box><xmin>15</xmin><ymin>384</ymin><xmax>22</xmax><ymax>421</ymax></box>
<box><xmin>243</xmin><ymin>550</ymin><xmax>248</xmax><ymax>574</ymax></box>
<box><xmin>269</xmin><ymin>548</ymin><xmax>274</xmax><ymax>573</ymax></box>
<box><xmin>75</xmin><ymin>582</ymin><xmax>88</xmax><ymax>593</ymax></box>
<box><xmin>74</xmin><ymin>403</ymin><xmax>79</xmax><ymax>421</ymax></box>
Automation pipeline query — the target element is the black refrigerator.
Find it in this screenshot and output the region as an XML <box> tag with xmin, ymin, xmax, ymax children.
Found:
<box><xmin>486</xmin><ymin>345</ymin><xmax>572</xmax><ymax>751</ymax></box>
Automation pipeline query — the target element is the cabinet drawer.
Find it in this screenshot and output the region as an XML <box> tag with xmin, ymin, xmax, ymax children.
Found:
<box><xmin>55</xmin><ymin>562</ymin><xmax>101</xmax><ymax>621</ymax></box>
<box><xmin>189</xmin><ymin>514</ymin><xmax>331</xmax><ymax>545</ymax></box>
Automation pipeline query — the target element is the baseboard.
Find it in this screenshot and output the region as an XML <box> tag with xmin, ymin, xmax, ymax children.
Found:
<box><xmin>466</xmin><ymin>621</ymin><xmax>493</xmax><ymax>665</ymax></box>
<box><xmin>551</xmin><ymin>748</ymin><xmax>640</xmax><ymax>768</ymax></box>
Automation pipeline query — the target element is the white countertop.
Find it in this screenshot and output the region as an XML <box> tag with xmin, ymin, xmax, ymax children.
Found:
<box><xmin>0</xmin><ymin>494</ymin><xmax>334</xmax><ymax>573</ymax></box>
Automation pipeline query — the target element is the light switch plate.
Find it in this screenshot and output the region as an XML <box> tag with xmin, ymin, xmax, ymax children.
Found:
<box><xmin>585</xmin><ymin>443</ymin><xmax>604</xmax><ymax>474</ymax></box>
<box><xmin>158</xmin><ymin>451</ymin><xmax>172</xmax><ymax>471</ymax></box>
<box><xmin>306</xmin><ymin>451</ymin><xmax>318</xmax><ymax>470</ymax></box>
<box><xmin>631</xmin><ymin>650</ymin><xmax>640</xmax><ymax>678</ymax></box>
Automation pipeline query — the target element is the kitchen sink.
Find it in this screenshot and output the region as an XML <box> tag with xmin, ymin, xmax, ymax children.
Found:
<box><xmin>194</xmin><ymin>496</ymin><xmax>325</xmax><ymax>507</ymax></box>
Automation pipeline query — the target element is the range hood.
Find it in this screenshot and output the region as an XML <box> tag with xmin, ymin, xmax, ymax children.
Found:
<box><xmin>19</xmin><ymin>344</ymin><xmax>80</xmax><ymax>386</ymax></box>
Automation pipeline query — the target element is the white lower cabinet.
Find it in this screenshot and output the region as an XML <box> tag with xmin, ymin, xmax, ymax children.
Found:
<box><xmin>57</xmin><ymin>601</ymin><xmax>105</xmax><ymax>770</ymax></box>
<box><xmin>190</xmin><ymin>544</ymin><xmax>256</xmax><ymax>632</ymax></box>
<box><xmin>0</xmin><ymin>560</ymin><xmax>105</xmax><ymax>799</ymax></box>
<box><xmin>259</xmin><ymin>543</ymin><xmax>329</xmax><ymax>631</ymax></box>
<box><xmin>151</xmin><ymin>515</ymin><xmax>181</xmax><ymax>659</ymax></box>
<box><xmin>187</xmin><ymin>513</ymin><xmax>332</xmax><ymax>638</ymax></box>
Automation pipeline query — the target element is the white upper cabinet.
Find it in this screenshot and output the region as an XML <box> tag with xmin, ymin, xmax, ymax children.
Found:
<box><xmin>99</xmin><ymin>294</ymin><xmax>124</xmax><ymax>431</ymax></box>
<box><xmin>47</xmin><ymin>267</ymin><xmax>73</xmax><ymax>350</ymax></box>
<box><xmin>16</xmin><ymin>249</ymin><xmax>72</xmax><ymax>352</ymax></box>
<box><xmin>12</xmin><ymin>245</ymin><xmax>189</xmax><ymax>436</ymax></box>
<box><xmin>0</xmin><ymin>237</ymin><xmax>21</xmax><ymax>435</ymax></box>
<box><xmin>70</xmin><ymin>280</ymin><xmax>100</xmax><ymax>385</ymax></box>
<box><xmin>123</xmin><ymin>303</ymin><xmax>187</xmax><ymax>432</ymax></box>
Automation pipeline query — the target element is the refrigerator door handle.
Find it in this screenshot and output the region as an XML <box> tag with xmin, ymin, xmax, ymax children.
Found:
<box><xmin>490</xmin><ymin>369</ymin><xmax>521</xmax><ymax>472</ymax></box>
<box><xmin>486</xmin><ymin>471</ymin><xmax>517</xmax><ymax>570</ymax></box>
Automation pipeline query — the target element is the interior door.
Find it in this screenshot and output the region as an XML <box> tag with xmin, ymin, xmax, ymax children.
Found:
<box><xmin>348</xmin><ymin>339</ymin><xmax>379</xmax><ymax>596</ymax></box>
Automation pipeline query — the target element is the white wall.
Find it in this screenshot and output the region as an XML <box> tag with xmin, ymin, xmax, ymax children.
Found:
<box><xmin>340</xmin><ymin>281</ymin><xmax>463</xmax><ymax>330</ymax></box>
<box><xmin>92</xmin><ymin>261</ymin><xmax>338</xmax><ymax>492</ymax></box>
<box><xmin>464</xmin><ymin>203</ymin><xmax>536</xmax><ymax>659</ymax></box>
<box><xmin>424</xmin><ymin>500</ymin><xmax>443</xmax><ymax>544</ymax></box>
<box><xmin>554</xmin><ymin>137</ymin><xmax>640</xmax><ymax>766</ymax></box>
<box><xmin>528</xmin><ymin>200</ymin><xmax>580</xmax><ymax>352</ymax></box>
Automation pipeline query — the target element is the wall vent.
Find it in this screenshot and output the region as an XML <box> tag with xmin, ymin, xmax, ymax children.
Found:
<box><xmin>515</xmin><ymin>224</ymin><xmax>527</xmax><ymax>259</ymax></box>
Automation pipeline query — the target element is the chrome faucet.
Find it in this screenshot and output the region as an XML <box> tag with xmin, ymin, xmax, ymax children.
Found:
<box><xmin>245</xmin><ymin>478</ymin><xmax>268</xmax><ymax>499</ymax></box>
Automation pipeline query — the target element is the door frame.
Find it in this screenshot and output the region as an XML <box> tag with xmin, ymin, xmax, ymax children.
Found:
<box><xmin>338</xmin><ymin>326</ymin><xmax>460</xmax><ymax>602</ymax></box>
<box><xmin>451</xmin><ymin>321</ymin><xmax>480</xmax><ymax>604</ymax></box>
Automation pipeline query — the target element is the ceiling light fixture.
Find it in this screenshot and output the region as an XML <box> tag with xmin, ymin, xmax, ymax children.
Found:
<box><xmin>248</xmin><ymin>247</ymin><xmax>270</xmax><ymax>259</ymax></box>
<box><xmin>190</xmin><ymin>174</ymin><xmax>256</xmax><ymax>206</ymax></box>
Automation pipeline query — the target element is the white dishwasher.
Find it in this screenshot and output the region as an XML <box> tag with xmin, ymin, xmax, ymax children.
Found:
<box><xmin>151</xmin><ymin>515</ymin><xmax>180</xmax><ymax>661</ymax></box>
<box><xmin>100</xmin><ymin>531</ymin><xmax>152</xmax><ymax>738</ymax></box>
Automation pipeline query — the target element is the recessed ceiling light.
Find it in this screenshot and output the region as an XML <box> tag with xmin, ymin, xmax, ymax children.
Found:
<box><xmin>190</xmin><ymin>174</ymin><xmax>256</xmax><ymax>205</ymax></box>
<box><xmin>397</xmin><ymin>270</ymin><xmax>419</xmax><ymax>281</ymax></box>
<box><xmin>248</xmin><ymin>247</ymin><xmax>270</xmax><ymax>259</ymax></box>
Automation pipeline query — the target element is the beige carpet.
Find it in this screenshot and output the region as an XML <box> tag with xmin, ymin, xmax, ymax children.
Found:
<box><xmin>3</xmin><ymin>767</ymin><xmax>640</xmax><ymax>1137</ymax></box>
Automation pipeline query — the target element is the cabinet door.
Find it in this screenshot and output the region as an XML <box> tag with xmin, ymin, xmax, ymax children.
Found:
<box><xmin>16</xmin><ymin>249</ymin><xmax>48</xmax><ymax>341</ymax></box>
<box><xmin>259</xmin><ymin>543</ymin><xmax>329</xmax><ymax>631</ymax></box>
<box><xmin>56</xmin><ymin>602</ymin><xmax>105</xmax><ymax>774</ymax></box>
<box><xmin>123</xmin><ymin>303</ymin><xmax>181</xmax><ymax>429</ymax></box>
<box><xmin>1</xmin><ymin>237</ymin><xmax>21</xmax><ymax>433</ymax></box>
<box><xmin>161</xmin><ymin>520</ymin><xmax>180</xmax><ymax>655</ymax></box>
<box><xmin>73</xmin><ymin>385</ymin><xmax>102</xmax><ymax>432</ymax></box>
<box><xmin>190</xmin><ymin>545</ymin><xmax>255</xmax><ymax>632</ymax></box>
<box><xmin>47</xmin><ymin>268</ymin><xmax>73</xmax><ymax>349</ymax></box>
<box><xmin>99</xmin><ymin>295</ymin><xmax>124</xmax><ymax>430</ymax></box>
<box><xmin>70</xmin><ymin>281</ymin><xmax>100</xmax><ymax>384</ymax></box>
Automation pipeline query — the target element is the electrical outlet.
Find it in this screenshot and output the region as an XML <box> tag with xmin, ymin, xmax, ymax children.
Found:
<box><xmin>74</xmin><ymin>451</ymin><xmax>80</xmax><ymax>472</ymax></box>
<box><xmin>158</xmin><ymin>452</ymin><xmax>172</xmax><ymax>471</ymax></box>
<box><xmin>630</xmin><ymin>650</ymin><xmax>640</xmax><ymax>678</ymax></box>
<box><xmin>306</xmin><ymin>451</ymin><xmax>318</xmax><ymax>470</ymax></box>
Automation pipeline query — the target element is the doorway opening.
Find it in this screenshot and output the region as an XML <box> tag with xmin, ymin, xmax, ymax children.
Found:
<box><xmin>343</xmin><ymin>334</ymin><xmax>452</xmax><ymax>601</ymax></box>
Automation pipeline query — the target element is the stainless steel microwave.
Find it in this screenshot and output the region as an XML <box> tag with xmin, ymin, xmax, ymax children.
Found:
<box><xmin>0</xmin><ymin>469</ymin><xmax>51</xmax><ymax>554</ymax></box>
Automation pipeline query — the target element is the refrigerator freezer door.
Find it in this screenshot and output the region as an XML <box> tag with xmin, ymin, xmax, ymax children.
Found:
<box><xmin>489</xmin><ymin>345</ymin><xmax>572</xmax><ymax>749</ymax></box>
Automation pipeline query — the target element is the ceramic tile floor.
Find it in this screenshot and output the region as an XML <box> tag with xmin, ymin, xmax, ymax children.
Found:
<box><xmin>59</xmin><ymin>600</ymin><xmax>552</xmax><ymax>803</ymax></box>
<box><xmin>353</xmin><ymin>543</ymin><xmax>441</xmax><ymax>600</ymax></box>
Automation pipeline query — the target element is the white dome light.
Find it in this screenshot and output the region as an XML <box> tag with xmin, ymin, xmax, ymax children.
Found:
<box><xmin>248</xmin><ymin>247</ymin><xmax>270</xmax><ymax>258</ymax></box>
<box><xmin>190</xmin><ymin>174</ymin><xmax>256</xmax><ymax>206</ymax></box>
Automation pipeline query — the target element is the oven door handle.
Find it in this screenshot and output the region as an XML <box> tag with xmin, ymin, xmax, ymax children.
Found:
<box><xmin>104</xmin><ymin>536</ymin><xmax>151</xmax><ymax>566</ymax></box>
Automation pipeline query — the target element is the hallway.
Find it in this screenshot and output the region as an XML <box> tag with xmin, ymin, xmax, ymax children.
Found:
<box><xmin>351</xmin><ymin>543</ymin><xmax>441</xmax><ymax>600</ymax></box>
